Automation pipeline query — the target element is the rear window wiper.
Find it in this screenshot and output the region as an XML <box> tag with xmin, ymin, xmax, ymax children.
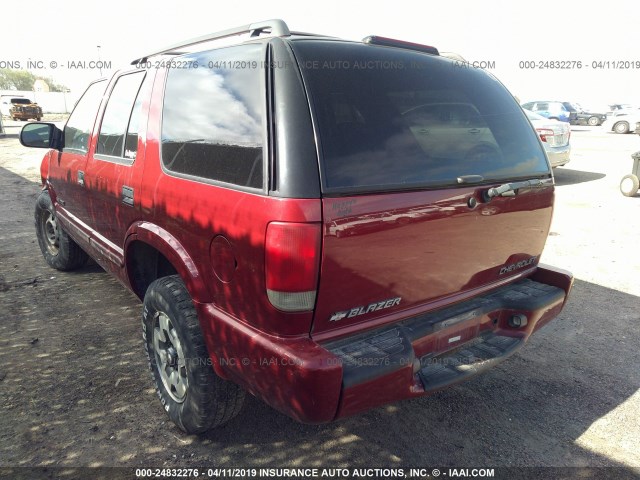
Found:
<box><xmin>483</xmin><ymin>178</ymin><xmax>551</xmax><ymax>202</ymax></box>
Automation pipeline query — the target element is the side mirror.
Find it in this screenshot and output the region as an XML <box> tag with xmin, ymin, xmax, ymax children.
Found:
<box><xmin>20</xmin><ymin>122</ymin><xmax>63</xmax><ymax>150</ymax></box>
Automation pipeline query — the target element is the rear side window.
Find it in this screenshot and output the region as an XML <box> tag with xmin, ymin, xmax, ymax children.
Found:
<box><xmin>97</xmin><ymin>71</ymin><xmax>146</xmax><ymax>160</ymax></box>
<box><xmin>161</xmin><ymin>44</ymin><xmax>265</xmax><ymax>189</ymax></box>
<box><xmin>291</xmin><ymin>41</ymin><xmax>550</xmax><ymax>193</ymax></box>
<box><xmin>64</xmin><ymin>80</ymin><xmax>107</xmax><ymax>153</ymax></box>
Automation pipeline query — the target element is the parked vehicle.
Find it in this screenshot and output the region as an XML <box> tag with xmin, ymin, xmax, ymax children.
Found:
<box><xmin>602</xmin><ymin>110</ymin><xmax>640</xmax><ymax>134</ymax></box>
<box><xmin>20</xmin><ymin>19</ymin><xmax>573</xmax><ymax>434</ymax></box>
<box><xmin>607</xmin><ymin>104</ymin><xmax>635</xmax><ymax>116</ymax></box>
<box><xmin>561</xmin><ymin>102</ymin><xmax>606</xmax><ymax>126</ymax></box>
<box><xmin>521</xmin><ymin>101</ymin><xmax>577</xmax><ymax>123</ymax></box>
<box><xmin>0</xmin><ymin>95</ymin><xmax>42</xmax><ymax>121</ymax></box>
<box><xmin>525</xmin><ymin>110</ymin><xmax>571</xmax><ymax>167</ymax></box>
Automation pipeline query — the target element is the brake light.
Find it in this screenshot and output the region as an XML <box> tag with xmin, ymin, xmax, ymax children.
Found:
<box><xmin>536</xmin><ymin>128</ymin><xmax>554</xmax><ymax>142</ymax></box>
<box><xmin>265</xmin><ymin>222</ymin><xmax>321</xmax><ymax>312</ymax></box>
<box><xmin>362</xmin><ymin>35</ymin><xmax>439</xmax><ymax>55</ymax></box>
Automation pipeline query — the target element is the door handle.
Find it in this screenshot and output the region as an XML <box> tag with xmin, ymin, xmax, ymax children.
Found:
<box><xmin>468</xmin><ymin>128</ymin><xmax>480</xmax><ymax>134</ymax></box>
<box><xmin>122</xmin><ymin>186</ymin><xmax>134</xmax><ymax>207</ymax></box>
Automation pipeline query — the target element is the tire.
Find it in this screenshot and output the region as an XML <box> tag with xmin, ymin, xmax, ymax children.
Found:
<box><xmin>614</xmin><ymin>121</ymin><xmax>629</xmax><ymax>134</ymax></box>
<box><xmin>587</xmin><ymin>116</ymin><xmax>599</xmax><ymax>126</ymax></box>
<box><xmin>35</xmin><ymin>190</ymin><xmax>88</xmax><ymax>271</ymax></box>
<box><xmin>620</xmin><ymin>174</ymin><xmax>639</xmax><ymax>197</ymax></box>
<box><xmin>37</xmin><ymin>117</ymin><xmax>42</xmax><ymax>121</ymax></box>
<box><xmin>142</xmin><ymin>275</ymin><xmax>245</xmax><ymax>434</ymax></box>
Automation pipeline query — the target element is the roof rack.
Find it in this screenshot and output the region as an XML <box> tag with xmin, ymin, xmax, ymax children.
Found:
<box><xmin>131</xmin><ymin>19</ymin><xmax>290</xmax><ymax>65</ymax></box>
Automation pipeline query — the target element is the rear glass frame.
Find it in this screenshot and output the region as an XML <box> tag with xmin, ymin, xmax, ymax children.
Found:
<box><xmin>290</xmin><ymin>40</ymin><xmax>551</xmax><ymax>195</ymax></box>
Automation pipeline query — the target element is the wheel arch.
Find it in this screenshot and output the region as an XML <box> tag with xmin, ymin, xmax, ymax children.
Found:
<box><xmin>124</xmin><ymin>222</ymin><xmax>208</xmax><ymax>302</ymax></box>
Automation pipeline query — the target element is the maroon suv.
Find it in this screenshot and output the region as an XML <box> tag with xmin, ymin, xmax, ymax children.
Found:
<box><xmin>21</xmin><ymin>19</ymin><xmax>573</xmax><ymax>434</ymax></box>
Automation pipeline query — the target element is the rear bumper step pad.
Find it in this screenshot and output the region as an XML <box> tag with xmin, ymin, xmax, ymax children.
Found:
<box><xmin>325</xmin><ymin>278</ymin><xmax>565</xmax><ymax>391</ymax></box>
<box><xmin>418</xmin><ymin>333</ymin><xmax>521</xmax><ymax>390</ymax></box>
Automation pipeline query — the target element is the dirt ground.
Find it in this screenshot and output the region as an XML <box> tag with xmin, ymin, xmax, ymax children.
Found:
<box><xmin>0</xmin><ymin>122</ymin><xmax>639</xmax><ymax>475</ymax></box>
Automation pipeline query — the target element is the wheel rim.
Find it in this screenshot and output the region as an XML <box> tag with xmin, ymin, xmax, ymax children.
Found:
<box><xmin>588</xmin><ymin>117</ymin><xmax>598</xmax><ymax>126</ymax></box>
<box><xmin>153</xmin><ymin>312</ymin><xmax>188</xmax><ymax>403</ymax></box>
<box><xmin>41</xmin><ymin>210</ymin><xmax>60</xmax><ymax>255</ymax></box>
<box><xmin>615</xmin><ymin>122</ymin><xmax>628</xmax><ymax>133</ymax></box>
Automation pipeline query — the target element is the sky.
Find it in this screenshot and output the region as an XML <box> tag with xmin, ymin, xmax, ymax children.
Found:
<box><xmin>2</xmin><ymin>0</ymin><xmax>639</xmax><ymax>110</ymax></box>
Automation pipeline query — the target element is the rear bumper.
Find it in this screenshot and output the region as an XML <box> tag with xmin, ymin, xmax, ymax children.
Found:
<box><xmin>546</xmin><ymin>144</ymin><xmax>571</xmax><ymax>167</ymax></box>
<box><xmin>195</xmin><ymin>264</ymin><xmax>573</xmax><ymax>423</ymax></box>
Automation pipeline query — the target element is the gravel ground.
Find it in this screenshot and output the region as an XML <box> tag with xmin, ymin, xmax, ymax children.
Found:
<box><xmin>0</xmin><ymin>125</ymin><xmax>638</xmax><ymax>475</ymax></box>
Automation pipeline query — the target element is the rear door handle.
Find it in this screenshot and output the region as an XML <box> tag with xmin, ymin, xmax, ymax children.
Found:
<box><xmin>122</xmin><ymin>186</ymin><xmax>134</xmax><ymax>207</ymax></box>
<box><xmin>468</xmin><ymin>128</ymin><xmax>481</xmax><ymax>134</ymax></box>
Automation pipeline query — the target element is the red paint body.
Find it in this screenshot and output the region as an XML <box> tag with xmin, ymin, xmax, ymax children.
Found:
<box><xmin>39</xmin><ymin>49</ymin><xmax>573</xmax><ymax>424</ymax></box>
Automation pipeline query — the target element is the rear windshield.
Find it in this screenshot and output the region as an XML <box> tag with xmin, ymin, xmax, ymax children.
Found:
<box><xmin>290</xmin><ymin>41</ymin><xmax>550</xmax><ymax>193</ymax></box>
<box><xmin>12</xmin><ymin>98</ymin><xmax>32</xmax><ymax>104</ymax></box>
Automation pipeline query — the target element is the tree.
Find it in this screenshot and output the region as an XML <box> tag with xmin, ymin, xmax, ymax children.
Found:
<box><xmin>0</xmin><ymin>69</ymin><xmax>68</xmax><ymax>92</ymax></box>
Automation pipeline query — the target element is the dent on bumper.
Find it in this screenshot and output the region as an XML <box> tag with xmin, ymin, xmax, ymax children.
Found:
<box><xmin>195</xmin><ymin>265</ymin><xmax>572</xmax><ymax>423</ymax></box>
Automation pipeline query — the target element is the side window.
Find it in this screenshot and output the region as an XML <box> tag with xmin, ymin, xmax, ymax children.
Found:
<box><xmin>96</xmin><ymin>71</ymin><xmax>146</xmax><ymax>160</ymax></box>
<box><xmin>161</xmin><ymin>44</ymin><xmax>265</xmax><ymax>189</ymax></box>
<box><xmin>64</xmin><ymin>80</ymin><xmax>107</xmax><ymax>153</ymax></box>
<box><xmin>535</xmin><ymin>102</ymin><xmax>549</xmax><ymax>111</ymax></box>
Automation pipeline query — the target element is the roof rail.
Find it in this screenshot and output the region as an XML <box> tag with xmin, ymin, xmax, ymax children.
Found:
<box><xmin>131</xmin><ymin>19</ymin><xmax>290</xmax><ymax>65</ymax></box>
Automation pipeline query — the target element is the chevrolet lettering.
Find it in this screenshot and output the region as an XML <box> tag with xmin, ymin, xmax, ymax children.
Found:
<box><xmin>499</xmin><ymin>256</ymin><xmax>539</xmax><ymax>275</ymax></box>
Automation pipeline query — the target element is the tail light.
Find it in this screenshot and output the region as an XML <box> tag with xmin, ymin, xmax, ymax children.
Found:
<box><xmin>536</xmin><ymin>128</ymin><xmax>554</xmax><ymax>142</ymax></box>
<box><xmin>265</xmin><ymin>222</ymin><xmax>321</xmax><ymax>312</ymax></box>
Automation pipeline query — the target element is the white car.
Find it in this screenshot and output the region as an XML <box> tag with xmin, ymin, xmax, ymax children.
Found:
<box><xmin>602</xmin><ymin>110</ymin><xmax>640</xmax><ymax>134</ymax></box>
<box><xmin>525</xmin><ymin>110</ymin><xmax>570</xmax><ymax>168</ymax></box>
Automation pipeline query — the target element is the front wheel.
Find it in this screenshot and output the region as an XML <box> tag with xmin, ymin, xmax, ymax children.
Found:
<box><xmin>587</xmin><ymin>116</ymin><xmax>599</xmax><ymax>126</ymax></box>
<box><xmin>143</xmin><ymin>275</ymin><xmax>245</xmax><ymax>434</ymax></box>
<box><xmin>35</xmin><ymin>190</ymin><xmax>88</xmax><ymax>271</ymax></box>
<box><xmin>620</xmin><ymin>174</ymin><xmax>639</xmax><ymax>197</ymax></box>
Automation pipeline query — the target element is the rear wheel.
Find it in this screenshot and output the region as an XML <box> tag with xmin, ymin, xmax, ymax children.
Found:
<box><xmin>143</xmin><ymin>275</ymin><xmax>245</xmax><ymax>434</ymax></box>
<box><xmin>587</xmin><ymin>116</ymin><xmax>599</xmax><ymax>126</ymax></box>
<box><xmin>35</xmin><ymin>190</ymin><xmax>88</xmax><ymax>271</ymax></box>
<box><xmin>614</xmin><ymin>121</ymin><xmax>629</xmax><ymax>134</ymax></box>
<box><xmin>620</xmin><ymin>174</ymin><xmax>639</xmax><ymax>197</ymax></box>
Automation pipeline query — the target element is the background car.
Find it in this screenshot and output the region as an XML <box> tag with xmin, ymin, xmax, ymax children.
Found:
<box><xmin>607</xmin><ymin>104</ymin><xmax>635</xmax><ymax>116</ymax></box>
<box><xmin>602</xmin><ymin>110</ymin><xmax>640</xmax><ymax>134</ymax></box>
<box><xmin>525</xmin><ymin>110</ymin><xmax>571</xmax><ymax>167</ymax></box>
<box><xmin>562</xmin><ymin>102</ymin><xmax>607</xmax><ymax>126</ymax></box>
<box><xmin>521</xmin><ymin>101</ymin><xmax>577</xmax><ymax>123</ymax></box>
